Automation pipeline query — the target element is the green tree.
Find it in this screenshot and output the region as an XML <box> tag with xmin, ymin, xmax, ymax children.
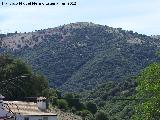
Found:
<box><xmin>57</xmin><ymin>99</ymin><xmax>68</xmax><ymax>110</ymax></box>
<box><xmin>42</xmin><ymin>88</ymin><xmax>57</xmax><ymax>100</ymax></box>
<box><xmin>95</xmin><ymin>111</ymin><xmax>109</xmax><ymax>120</ymax></box>
<box><xmin>76</xmin><ymin>110</ymin><xmax>93</xmax><ymax>120</ymax></box>
<box><xmin>133</xmin><ymin>63</ymin><xmax>160</xmax><ymax>119</ymax></box>
<box><xmin>64</xmin><ymin>93</ymin><xmax>74</xmax><ymax>107</ymax></box>
<box><xmin>42</xmin><ymin>88</ymin><xmax>58</xmax><ymax>105</ymax></box>
<box><xmin>64</xmin><ymin>93</ymin><xmax>83</xmax><ymax>110</ymax></box>
<box><xmin>86</xmin><ymin>101</ymin><xmax>97</xmax><ymax>114</ymax></box>
<box><xmin>0</xmin><ymin>55</ymin><xmax>48</xmax><ymax>100</ymax></box>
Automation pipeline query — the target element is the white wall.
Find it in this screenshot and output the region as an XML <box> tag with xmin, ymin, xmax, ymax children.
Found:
<box><xmin>16</xmin><ymin>115</ymin><xmax>57</xmax><ymax>120</ymax></box>
<box><xmin>37</xmin><ymin>101</ymin><xmax>46</xmax><ymax>110</ymax></box>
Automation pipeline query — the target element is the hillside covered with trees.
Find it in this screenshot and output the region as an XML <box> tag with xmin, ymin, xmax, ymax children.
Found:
<box><xmin>1</xmin><ymin>22</ymin><xmax>160</xmax><ymax>93</ymax></box>
<box><xmin>1</xmin><ymin>22</ymin><xmax>160</xmax><ymax>119</ymax></box>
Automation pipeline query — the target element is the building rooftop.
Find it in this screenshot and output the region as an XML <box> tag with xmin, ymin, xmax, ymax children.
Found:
<box><xmin>4</xmin><ymin>101</ymin><xmax>57</xmax><ymax>116</ymax></box>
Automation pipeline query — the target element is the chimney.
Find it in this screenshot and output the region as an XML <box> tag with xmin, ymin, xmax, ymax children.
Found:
<box><xmin>0</xmin><ymin>94</ymin><xmax>4</xmax><ymax>104</ymax></box>
<box><xmin>0</xmin><ymin>94</ymin><xmax>7</xmax><ymax>117</ymax></box>
<box><xmin>37</xmin><ymin>97</ymin><xmax>46</xmax><ymax>111</ymax></box>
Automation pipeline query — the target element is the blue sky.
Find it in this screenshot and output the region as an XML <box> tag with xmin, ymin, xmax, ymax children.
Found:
<box><xmin>0</xmin><ymin>0</ymin><xmax>160</xmax><ymax>35</ymax></box>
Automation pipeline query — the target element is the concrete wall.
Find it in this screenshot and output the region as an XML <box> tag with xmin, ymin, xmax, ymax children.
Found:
<box><xmin>16</xmin><ymin>115</ymin><xmax>57</xmax><ymax>120</ymax></box>
<box><xmin>37</xmin><ymin>101</ymin><xmax>46</xmax><ymax>110</ymax></box>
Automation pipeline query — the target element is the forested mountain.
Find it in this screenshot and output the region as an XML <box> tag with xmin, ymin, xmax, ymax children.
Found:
<box><xmin>1</xmin><ymin>22</ymin><xmax>160</xmax><ymax>93</ymax></box>
<box><xmin>1</xmin><ymin>22</ymin><xmax>160</xmax><ymax>119</ymax></box>
<box><xmin>82</xmin><ymin>78</ymin><xmax>136</xmax><ymax>119</ymax></box>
